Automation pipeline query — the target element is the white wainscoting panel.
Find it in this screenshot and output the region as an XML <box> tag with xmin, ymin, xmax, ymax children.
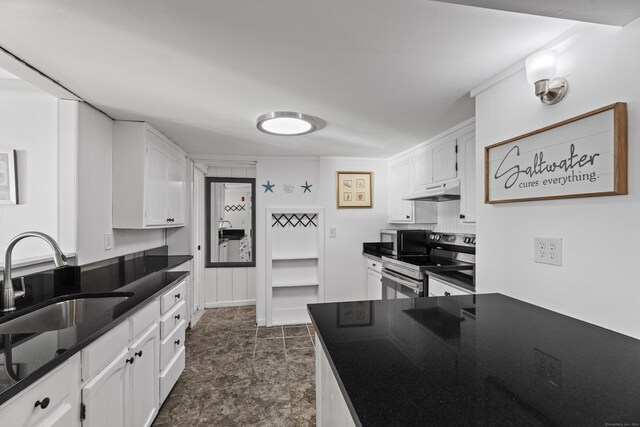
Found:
<box><xmin>204</xmin><ymin>267</ymin><xmax>257</xmax><ymax>308</ymax></box>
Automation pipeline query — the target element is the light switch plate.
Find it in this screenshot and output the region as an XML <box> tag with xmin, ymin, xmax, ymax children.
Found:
<box><xmin>534</xmin><ymin>237</ymin><xmax>562</xmax><ymax>266</ymax></box>
<box><xmin>329</xmin><ymin>228</ymin><xmax>337</xmax><ymax>238</ymax></box>
<box><xmin>104</xmin><ymin>233</ymin><xmax>114</xmax><ymax>250</ymax></box>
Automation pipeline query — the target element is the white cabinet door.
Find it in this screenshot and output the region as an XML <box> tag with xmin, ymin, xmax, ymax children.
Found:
<box><xmin>168</xmin><ymin>155</ymin><xmax>186</xmax><ymax>225</ymax></box>
<box><xmin>459</xmin><ymin>132</ymin><xmax>476</xmax><ymax>223</ymax></box>
<box><xmin>410</xmin><ymin>145</ymin><xmax>433</xmax><ymax>195</ymax></box>
<box><xmin>432</xmin><ymin>136</ymin><xmax>458</xmax><ymax>183</ymax></box>
<box><xmin>388</xmin><ymin>157</ymin><xmax>413</xmax><ymax>223</ymax></box>
<box><xmin>366</xmin><ymin>269</ymin><xmax>382</xmax><ymax>300</ymax></box>
<box><xmin>35</xmin><ymin>402</ymin><xmax>74</xmax><ymax>427</ymax></box>
<box><xmin>81</xmin><ymin>349</ymin><xmax>129</xmax><ymax>427</ymax></box>
<box><xmin>129</xmin><ymin>324</ymin><xmax>160</xmax><ymax>427</ymax></box>
<box><xmin>144</xmin><ymin>133</ymin><xmax>170</xmax><ymax>226</ymax></box>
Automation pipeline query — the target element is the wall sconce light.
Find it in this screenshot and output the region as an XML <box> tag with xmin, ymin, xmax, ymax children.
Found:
<box><xmin>525</xmin><ymin>50</ymin><xmax>568</xmax><ymax>105</ymax></box>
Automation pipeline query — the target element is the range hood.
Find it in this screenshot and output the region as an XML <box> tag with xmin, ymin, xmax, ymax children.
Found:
<box><xmin>404</xmin><ymin>179</ymin><xmax>460</xmax><ymax>202</ymax></box>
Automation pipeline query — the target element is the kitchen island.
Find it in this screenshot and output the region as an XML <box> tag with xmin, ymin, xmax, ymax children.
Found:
<box><xmin>308</xmin><ymin>294</ymin><xmax>640</xmax><ymax>426</ymax></box>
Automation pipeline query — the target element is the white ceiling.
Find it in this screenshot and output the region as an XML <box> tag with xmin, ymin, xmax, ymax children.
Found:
<box><xmin>0</xmin><ymin>1</ymin><xmax>576</xmax><ymax>158</ymax></box>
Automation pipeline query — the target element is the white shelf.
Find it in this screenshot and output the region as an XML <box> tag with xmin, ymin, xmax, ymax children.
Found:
<box><xmin>272</xmin><ymin>280</ymin><xmax>319</xmax><ymax>288</ymax></box>
<box><xmin>266</xmin><ymin>207</ymin><xmax>324</xmax><ymax>327</ymax></box>
<box><xmin>272</xmin><ymin>254</ymin><xmax>319</xmax><ymax>261</ymax></box>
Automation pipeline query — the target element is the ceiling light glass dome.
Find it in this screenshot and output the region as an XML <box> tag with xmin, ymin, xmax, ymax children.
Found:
<box><xmin>256</xmin><ymin>111</ymin><xmax>319</xmax><ymax>136</ymax></box>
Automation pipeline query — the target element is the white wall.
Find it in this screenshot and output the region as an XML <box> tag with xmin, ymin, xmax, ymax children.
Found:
<box><xmin>318</xmin><ymin>158</ymin><xmax>390</xmax><ymax>302</ymax></box>
<box><xmin>0</xmin><ymin>80</ymin><xmax>59</xmax><ymax>263</ymax></box>
<box><xmin>255</xmin><ymin>158</ymin><xmax>389</xmax><ymax>324</ymax></box>
<box><xmin>475</xmin><ymin>21</ymin><xmax>640</xmax><ymax>338</ymax></box>
<box><xmin>204</xmin><ymin>166</ymin><xmax>257</xmax><ymax>308</ymax></box>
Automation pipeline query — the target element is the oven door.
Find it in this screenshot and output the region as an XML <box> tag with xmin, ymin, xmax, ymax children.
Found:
<box><xmin>381</xmin><ymin>268</ymin><xmax>423</xmax><ymax>299</ymax></box>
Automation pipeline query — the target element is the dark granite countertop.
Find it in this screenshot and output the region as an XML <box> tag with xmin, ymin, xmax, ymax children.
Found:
<box><xmin>309</xmin><ymin>294</ymin><xmax>640</xmax><ymax>426</ymax></box>
<box><xmin>0</xmin><ymin>253</ymin><xmax>192</xmax><ymax>405</ymax></box>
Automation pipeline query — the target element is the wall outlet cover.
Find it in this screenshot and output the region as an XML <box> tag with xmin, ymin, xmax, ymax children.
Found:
<box><xmin>104</xmin><ymin>233</ymin><xmax>114</xmax><ymax>250</ymax></box>
<box><xmin>534</xmin><ymin>237</ymin><xmax>562</xmax><ymax>266</ymax></box>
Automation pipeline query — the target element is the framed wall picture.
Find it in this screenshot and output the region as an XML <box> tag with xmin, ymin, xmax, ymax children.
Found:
<box><xmin>0</xmin><ymin>149</ymin><xmax>18</xmax><ymax>205</ymax></box>
<box><xmin>485</xmin><ymin>103</ymin><xmax>627</xmax><ymax>204</ymax></box>
<box><xmin>336</xmin><ymin>171</ymin><xmax>372</xmax><ymax>208</ymax></box>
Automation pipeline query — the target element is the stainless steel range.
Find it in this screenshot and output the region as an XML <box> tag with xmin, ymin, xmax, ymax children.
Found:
<box><xmin>381</xmin><ymin>232</ymin><xmax>476</xmax><ymax>299</ymax></box>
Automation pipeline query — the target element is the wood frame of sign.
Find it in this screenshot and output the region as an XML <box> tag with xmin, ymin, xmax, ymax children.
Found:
<box><xmin>484</xmin><ymin>102</ymin><xmax>627</xmax><ymax>204</ymax></box>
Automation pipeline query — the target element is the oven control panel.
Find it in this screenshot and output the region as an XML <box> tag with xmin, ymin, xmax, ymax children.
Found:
<box><xmin>429</xmin><ymin>233</ymin><xmax>476</xmax><ymax>247</ymax></box>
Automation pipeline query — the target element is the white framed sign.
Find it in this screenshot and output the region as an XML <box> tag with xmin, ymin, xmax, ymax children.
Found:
<box><xmin>485</xmin><ymin>103</ymin><xmax>627</xmax><ymax>204</ymax></box>
<box><xmin>0</xmin><ymin>149</ymin><xmax>18</xmax><ymax>205</ymax></box>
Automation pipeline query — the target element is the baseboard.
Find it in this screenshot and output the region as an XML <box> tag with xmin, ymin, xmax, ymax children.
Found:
<box><xmin>205</xmin><ymin>299</ymin><xmax>256</xmax><ymax>308</ymax></box>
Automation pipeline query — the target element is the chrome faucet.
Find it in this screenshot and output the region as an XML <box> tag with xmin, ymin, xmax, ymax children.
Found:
<box><xmin>2</xmin><ymin>232</ymin><xmax>67</xmax><ymax>313</ymax></box>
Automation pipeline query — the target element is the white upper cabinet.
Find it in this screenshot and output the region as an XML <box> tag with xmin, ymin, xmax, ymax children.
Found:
<box><xmin>113</xmin><ymin>121</ymin><xmax>186</xmax><ymax>229</ymax></box>
<box><xmin>389</xmin><ymin>157</ymin><xmax>414</xmax><ymax>223</ymax></box>
<box><xmin>459</xmin><ymin>131</ymin><xmax>476</xmax><ymax>223</ymax></box>
<box><xmin>168</xmin><ymin>156</ymin><xmax>187</xmax><ymax>225</ymax></box>
<box><xmin>432</xmin><ymin>136</ymin><xmax>458</xmax><ymax>183</ymax></box>
<box><xmin>389</xmin><ymin>156</ymin><xmax>437</xmax><ymax>224</ymax></box>
<box><xmin>410</xmin><ymin>135</ymin><xmax>458</xmax><ymax>196</ymax></box>
<box><xmin>410</xmin><ymin>146</ymin><xmax>433</xmax><ymax>194</ymax></box>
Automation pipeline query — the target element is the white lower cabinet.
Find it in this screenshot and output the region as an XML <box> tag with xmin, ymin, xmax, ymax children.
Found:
<box><xmin>129</xmin><ymin>324</ymin><xmax>160</xmax><ymax>427</ymax></box>
<box><xmin>366</xmin><ymin>270</ymin><xmax>382</xmax><ymax>300</ymax></box>
<box><xmin>82</xmin><ymin>323</ymin><xmax>160</xmax><ymax>427</ymax></box>
<box><xmin>316</xmin><ymin>336</ymin><xmax>356</xmax><ymax>427</ymax></box>
<box><xmin>1</xmin><ymin>284</ymin><xmax>188</xmax><ymax>427</ymax></box>
<box><xmin>159</xmin><ymin>347</ymin><xmax>185</xmax><ymax>404</ymax></box>
<box><xmin>81</xmin><ymin>349</ymin><xmax>129</xmax><ymax>427</ymax></box>
<box><xmin>364</xmin><ymin>256</ymin><xmax>382</xmax><ymax>300</ymax></box>
<box><xmin>0</xmin><ymin>354</ymin><xmax>81</xmax><ymax>427</ymax></box>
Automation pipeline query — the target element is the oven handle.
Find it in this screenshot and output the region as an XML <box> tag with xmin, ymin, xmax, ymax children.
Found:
<box><xmin>381</xmin><ymin>270</ymin><xmax>421</xmax><ymax>292</ymax></box>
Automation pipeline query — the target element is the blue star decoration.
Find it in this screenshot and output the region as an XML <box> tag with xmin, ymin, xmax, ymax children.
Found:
<box><xmin>262</xmin><ymin>181</ymin><xmax>275</xmax><ymax>193</ymax></box>
<box><xmin>301</xmin><ymin>181</ymin><xmax>313</xmax><ymax>193</ymax></box>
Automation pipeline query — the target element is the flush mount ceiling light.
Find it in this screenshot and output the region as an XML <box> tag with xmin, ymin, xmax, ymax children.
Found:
<box><xmin>256</xmin><ymin>111</ymin><xmax>319</xmax><ymax>136</ymax></box>
<box><xmin>525</xmin><ymin>50</ymin><xmax>568</xmax><ymax>105</ymax></box>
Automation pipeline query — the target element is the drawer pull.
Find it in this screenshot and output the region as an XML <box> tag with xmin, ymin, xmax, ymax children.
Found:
<box><xmin>126</xmin><ymin>357</ymin><xmax>135</xmax><ymax>364</ymax></box>
<box><xmin>135</xmin><ymin>351</ymin><xmax>143</xmax><ymax>358</ymax></box>
<box><xmin>174</xmin><ymin>314</ymin><xmax>181</xmax><ymax>320</ymax></box>
<box><xmin>444</xmin><ymin>291</ymin><xmax>451</xmax><ymax>296</ymax></box>
<box><xmin>175</xmin><ymin>293</ymin><xmax>181</xmax><ymax>299</ymax></box>
<box><xmin>35</xmin><ymin>397</ymin><xmax>50</xmax><ymax>409</ymax></box>
<box><xmin>174</xmin><ymin>339</ymin><xmax>181</xmax><ymax>346</ymax></box>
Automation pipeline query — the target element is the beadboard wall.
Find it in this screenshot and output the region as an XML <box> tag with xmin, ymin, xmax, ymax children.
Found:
<box><xmin>203</xmin><ymin>165</ymin><xmax>257</xmax><ymax>308</ymax></box>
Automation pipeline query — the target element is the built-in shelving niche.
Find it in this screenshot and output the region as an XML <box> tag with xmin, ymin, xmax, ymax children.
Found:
<box><xmin>266</xmin><ymin>208</ymin><xmax>324</xmax><ymax>326</ymax></box>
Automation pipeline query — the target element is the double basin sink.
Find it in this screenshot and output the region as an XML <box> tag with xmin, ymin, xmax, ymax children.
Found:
<box><xmin>0</xmin><ymin>293</ymin><xmax>133</xmax><ymax>335</ymax></box>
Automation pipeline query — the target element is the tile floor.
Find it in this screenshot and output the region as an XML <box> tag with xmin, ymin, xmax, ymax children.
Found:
<box><xmin>153</xmin><ymin>306</ymin><xmax>317</xmax><ymax>426</ymax></box>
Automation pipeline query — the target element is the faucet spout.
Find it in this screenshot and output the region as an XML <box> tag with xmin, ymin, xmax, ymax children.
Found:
<box><xmin>2</xmin><ymin>232</ymin><xmax>68</xmax><ymax>313</ymax></box>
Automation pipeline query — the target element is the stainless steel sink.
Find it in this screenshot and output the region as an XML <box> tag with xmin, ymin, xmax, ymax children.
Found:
<box><xmin>0</xmin><ymin>294</ymin><xmax>131</xmax><ymax>334</ymax></box>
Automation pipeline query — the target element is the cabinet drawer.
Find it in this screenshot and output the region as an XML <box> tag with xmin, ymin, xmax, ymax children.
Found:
<box><xmin>0</xmin><ymin>355</ymin><xmax>79</xmax><ymax>426</ymax></box>
<box><xmin>428</xmin><ymin>277</ymin><xmax>473</xmax><ymax>297</ymax></box>
<box><xmin>160</xmin><ymin>346</ymin><xmax>185</xmax><ymax>404</ymax></box>
<box><xmin>160</xmin><ymin>281</ymin><xmax>186</xmax><ymax>314</ymax></box>
<box><xmin>160</xmin><ymin>300</ymin><xmax>186</xmax><ymax>339</ymax></box>
<box><xmin>130</xmin><ymin>299</ymin><xmax>160</xmax><ymax>340</ymax></box>
<box><xmin>160</xmin><ymin>320</ymin><xmax>186</xmax><ymax>369</ymax></box>
<box><xmin>81</xmin><ymin>321</ymin><xmax>129</xmax><ymax>381</ymax></box>
<box><xmin>365</xmin><ymin>257</ymin><xmax>382</xmax><ymax>273</ymax></box>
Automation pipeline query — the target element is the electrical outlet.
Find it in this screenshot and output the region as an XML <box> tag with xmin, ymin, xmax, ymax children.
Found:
<box><xmin>329</xmin><ymin>228</ymin><xmax>337</xmax><ymax>238</ymax></box>
<box><xmin>104</xmin><ymin>233</ymin><xmax>114</xmax><ymax>250</ymax></box>
<box><xmin>534</xmin><ymin>237</ymin><xmax>562</xmax><ymax>266</ymax></box>
<box><xmin>534</xmin><ymin>348</ymin><xmax>562</xmax><ymax>387</ymax></box>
